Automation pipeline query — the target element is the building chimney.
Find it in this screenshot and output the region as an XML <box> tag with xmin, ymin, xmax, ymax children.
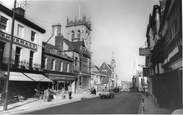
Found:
<box><xmin>53</xmin><ymin>24</ymin><xmax>62</xmax><ymax>36</ymax></box>
<box><xmin>54</xmin><ymin>24</ymin><xmax>63</xmax><ymax>51</ymax></box>
<box><xmin>13</xmin><ymin>7</ymin><xmax>25</xmax><ymax>17</ymax></box>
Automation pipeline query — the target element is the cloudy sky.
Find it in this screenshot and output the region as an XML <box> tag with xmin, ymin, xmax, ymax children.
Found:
<box><xmin>1</xmin><ymin>0</ymin><xmax>159</xmax><ymax>82</ymax></box>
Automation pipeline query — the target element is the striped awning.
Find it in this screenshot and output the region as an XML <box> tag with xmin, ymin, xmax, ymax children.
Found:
<box><xmin>23</xmin><ymin>73</ymin><xmax>53</xmax><ymax>82</ymax></box>
<box><xmin>5</xmin><ymin>72</ymin><xmax>33</xmax><ymax>81</ymax></box>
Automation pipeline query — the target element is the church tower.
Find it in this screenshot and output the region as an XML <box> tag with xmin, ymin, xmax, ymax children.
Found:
<box><xmin>111</xmin><ymin>52</ymin><xmax>117</xmax><ymax>88</ymax></box>
<box><xmin>111</xmin><ymin>52</ymin><xmax>116</xmax><ymax>75</ymax></box>
<box><xmin>66</xmin><ymin>15</ymin><xmax>92</xmax><ymax>51</ymax></box>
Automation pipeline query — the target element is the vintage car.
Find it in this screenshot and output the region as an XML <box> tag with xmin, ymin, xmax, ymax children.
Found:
<box><xmin>99</xmin><ymin>89</ymin><xmax>114</xmax><ymax>99</ymax></box>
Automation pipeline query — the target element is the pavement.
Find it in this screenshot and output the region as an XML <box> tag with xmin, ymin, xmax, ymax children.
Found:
<box><xmin>0</xmin><ymin>92</ymin><xmax>177</xmax><ymax>114</ymax></box>
<box><xmin>140</xmin><ymin>93</ymin><xmax>174</xmax><ymax>114</ymax></box>
<box><xmin>0</xmin><ymin>92</ymin><xmax>98</xmax><ymax>114</ymax></box>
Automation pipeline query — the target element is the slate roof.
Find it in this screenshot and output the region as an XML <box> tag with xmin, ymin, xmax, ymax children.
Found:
<box><xmin>43</xmin><ymin>42</ymin><xmax>60</xmax><ymax>50</ymax></box>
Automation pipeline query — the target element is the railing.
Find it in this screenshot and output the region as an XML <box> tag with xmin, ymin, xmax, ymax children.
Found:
<box><xmin>1</xmin><ymin>57</ymin><xmax>41</xmax><ymax>70</ymax></box>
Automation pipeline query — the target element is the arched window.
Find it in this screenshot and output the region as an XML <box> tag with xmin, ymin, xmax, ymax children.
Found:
<box><xmin>77</xmin><ymin>30</ymin><xmax>80</xmax><ymax>38</ymax></box>
<box><xmin>71</xmin><ymin>30</ymin><xmax>75</xmax><ymax>39</ymax></box>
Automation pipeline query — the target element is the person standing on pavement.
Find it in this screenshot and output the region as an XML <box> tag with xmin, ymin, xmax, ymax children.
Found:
<box><xmin>68</xmin><ymin>85</ymin><xmax>72</xmax><ymax>99</ymax></box>
<box><xmin>43</xmin><ymin>87</ymin><xmax>50</xmax><ymax>102</ymax></box>
<box><xmin>145</xmin><ymin>87</ymin><xmax>148</xmax><ymax>98</ymax></box>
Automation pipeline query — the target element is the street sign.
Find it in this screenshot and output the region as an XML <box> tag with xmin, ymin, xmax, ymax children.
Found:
<box><xmin>143</xmin><ymin>68</ymin><xmax>150</xmax><ymax>76</ymax></box>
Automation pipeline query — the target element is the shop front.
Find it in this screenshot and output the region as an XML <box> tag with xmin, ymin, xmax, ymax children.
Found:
<box><xmin>0</xmin><ymin>71</ymin><xmax>53</xmax><ymax>100</ymax></box>
<box><xmin>75</xmin><ymin>73</ymin><xmax>91</xmax><ymax>93</ymax></box>
<box><xmin>45</xmin><ymin>73</ymin><xmax>76</xmax><ymax>92</ymax></box>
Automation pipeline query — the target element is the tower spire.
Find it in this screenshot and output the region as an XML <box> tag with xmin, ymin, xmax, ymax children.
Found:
<box><xmin>133</xmin><ymin>54</ymin><xmax>139</xmax><ymax>76</ymax></box>
<box><xmin>112</xmin><ymin>52</ymin><xmax>115</xmax><ymax>61</ymax></box>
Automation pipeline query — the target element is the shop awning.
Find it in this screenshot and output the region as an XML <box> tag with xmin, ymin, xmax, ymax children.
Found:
<box><xmin>5</xmin><ymin>72</ymin><xmax>33</xmax><ymax>81</ymax></box>
<box><xmin>23</xmin><ymin>73</ymin><xmax>53</xmax><ymax>82</ymax></box>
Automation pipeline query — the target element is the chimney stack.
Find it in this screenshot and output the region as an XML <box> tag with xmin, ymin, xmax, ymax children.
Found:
<box><xmin>53</xmin><ymin>24</ymin><xmax>62</xmax><ymax>36</ymax></box>
<box><xmin>13</xmin><ymin>7</ymin><xmax>25</xmax><ymax>17</ymax></box>
<box><xmin>54</xmin><ymin>24</ymin><xmax>63</xmax><ymax>51</ymax></box>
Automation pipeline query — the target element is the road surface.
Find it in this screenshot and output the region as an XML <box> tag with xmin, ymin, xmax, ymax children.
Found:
<box><xmin>27</xmin><ymin>92</ymin><xmax>142</xmax><ymax>114</ymax></box>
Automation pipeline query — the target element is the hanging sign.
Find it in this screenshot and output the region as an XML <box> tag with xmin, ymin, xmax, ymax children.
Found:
<box><xmin>139</xmin><ymin>48</ymin><xmax>150</xmax><ymax>56</ymax></box>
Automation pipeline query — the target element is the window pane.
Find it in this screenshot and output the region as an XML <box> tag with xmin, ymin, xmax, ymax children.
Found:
<box><xmin>29</xmin><ymin>51</ymin><xmax>34</xmax><ymax>69</ymax></box>
<box><xmin>0</xmin><ymin>16</ymin><xmax>8</xmax><ymax>30</ymax></box>
<box><xmin>31</xmin><ymin>31</ymin><xmax>36</xmax><ymax>41</ymax></box>
<box><xmin>15</xmin><ymin>47</ymin><xmax>21</xmax><ymax>67</ymax></box>
<box><xmin>17</xmin><ymin>25</ymin><xmax>24</xmax><ymax>38</ymax></box>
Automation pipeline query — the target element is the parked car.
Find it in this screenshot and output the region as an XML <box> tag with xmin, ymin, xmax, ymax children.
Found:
<box><xmin>99</xmin><ymin>89</ymin><xmax>114</xmax><ymax>99</ymax></box>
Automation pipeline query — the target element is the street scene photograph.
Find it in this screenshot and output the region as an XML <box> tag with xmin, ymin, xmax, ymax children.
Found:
<box><xmin>0</xmin><ymin>0</ymin><xmax>182</xmax><ymax>114</ymax></box>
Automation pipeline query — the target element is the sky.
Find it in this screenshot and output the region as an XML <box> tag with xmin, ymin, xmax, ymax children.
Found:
<box><xmin>1</xmin><ymin>0</ymin><xmax>159</xmax><ymax>82</ymax></box>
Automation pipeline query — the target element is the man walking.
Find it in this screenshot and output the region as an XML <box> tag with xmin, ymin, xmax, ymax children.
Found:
<box><xmin>68</xmin><ymin>85</ymin><xmax>72</xmax><ymax>99</ymax></box>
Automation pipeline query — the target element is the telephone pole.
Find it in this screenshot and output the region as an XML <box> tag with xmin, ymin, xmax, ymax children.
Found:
<box><xmin>3</xmin><ymin>0</ymin><xmax>16</xmax><ymax>111</ymax></box>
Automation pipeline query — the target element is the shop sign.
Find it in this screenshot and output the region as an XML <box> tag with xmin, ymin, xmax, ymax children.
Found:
<box><xmin>139</xmin><ymin>48</ymin><xmax>150</xmax><ymax>56</ymax></box>
<box><xmin>0</xmin><ymin>31</ymin><xmax>37</xmax><ymax>50</ymax></box>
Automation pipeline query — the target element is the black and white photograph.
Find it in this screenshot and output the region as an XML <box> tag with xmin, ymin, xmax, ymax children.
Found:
<box><xmin>0</xmin><ymin>0</ymin><xmax>182</xmax><ymax>114</ymax></box>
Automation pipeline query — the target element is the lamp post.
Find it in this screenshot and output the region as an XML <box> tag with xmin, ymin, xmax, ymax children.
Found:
<box><xmin>3</xmin><ymin>0</ymin><xmax>16</xmax><ymax>111</ymax></box>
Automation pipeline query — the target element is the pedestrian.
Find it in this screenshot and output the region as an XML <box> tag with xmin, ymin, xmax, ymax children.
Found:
<box><xmin>43</xmin><ymin>87</ymin><xmax>50</xmax><ymax>102</ymax></box>
<box><xmin>68</xmin><ymin>85</ymin><xmax>72</xmax><ymax>99</ymax></box>
<box><xmin>145</xmin><ymin>87</ymin><xmax>148</xmax><ymax>98</ymax></box>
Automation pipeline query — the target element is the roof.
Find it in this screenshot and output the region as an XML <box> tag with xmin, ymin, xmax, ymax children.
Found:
<box><xmin>71</xmin><ymin>41</ymin><xmax>85</xmax><ymax>49</ymax></box>
<box><xmin>107</xmin><ymin>64</ymin><xmax>111</xmax><ymax>69</ymax></box>
<box><xmin>63</xmin><ymin>38</ymin><xmax>73</xmax><ymax>50</ymax></box>
<box><xmin>43</xmin><ymin>42</ymin><xmax>60</xmax><ymax>50</ymax></box>
<box><xmin>93</xmin><ymin>65</ymin><xmax>99</xmax><ymax>70</ymax></box>
<box><xmin>0</xmin><ymin>4</ymin><xmax>45</xmax><ymax>33</ymax></box>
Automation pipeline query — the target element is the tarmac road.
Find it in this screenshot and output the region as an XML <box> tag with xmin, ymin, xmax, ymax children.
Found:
<box><xmin>27</xmin><ymin>92</ymin><xmax>142</xmax><ymax>114</ymax></box>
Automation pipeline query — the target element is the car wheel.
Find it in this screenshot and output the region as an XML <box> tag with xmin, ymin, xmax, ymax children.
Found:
<box><xmin>100</xmin><ymin>96</ymin><xmax>103</xmax><ymax>99</ymax></box>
